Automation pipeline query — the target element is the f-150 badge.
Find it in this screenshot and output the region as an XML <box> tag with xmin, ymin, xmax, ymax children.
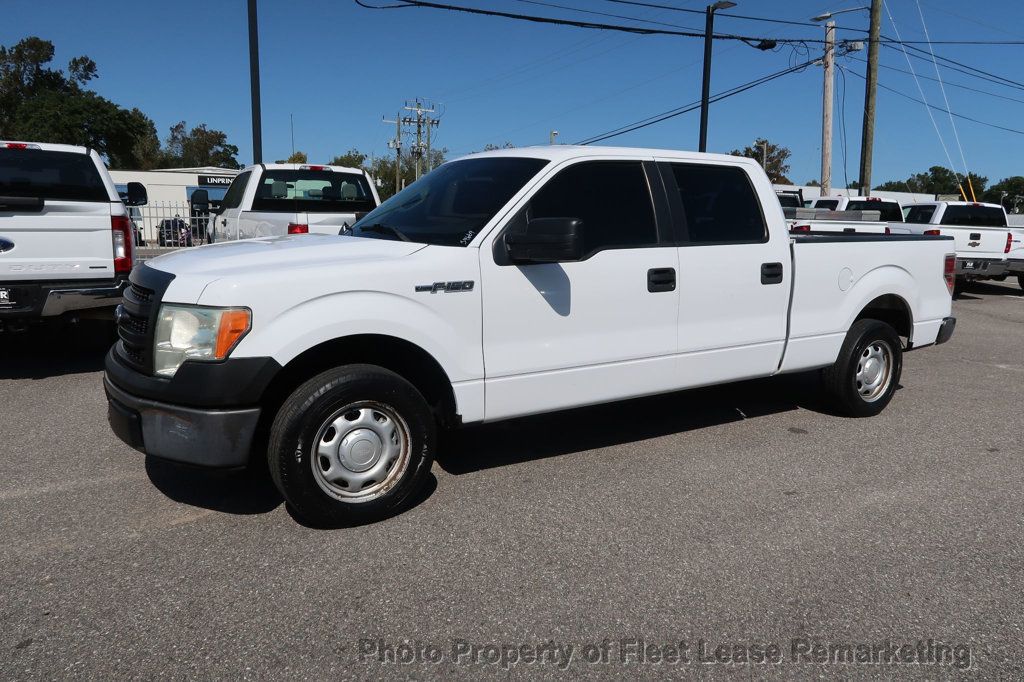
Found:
<box><xmin>415</xmin><ymin>281</ymin><xmax>474</xmax><ymax>293</ymax></box>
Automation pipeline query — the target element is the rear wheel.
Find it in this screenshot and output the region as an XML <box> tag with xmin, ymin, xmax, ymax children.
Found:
<box><xmin>822</xmin><ymin>319</ymin><xmax>902</xmax><ymax>417</ymax></box>
<box><xmin>1018</xmin><ymin>274</ymin><xmax>1024</xmax><ymax>291</ymax></box>
<box><xmin>268</xmin><ymin>364</ymin><xmax>435</xmax><ymax>525</ymax></box>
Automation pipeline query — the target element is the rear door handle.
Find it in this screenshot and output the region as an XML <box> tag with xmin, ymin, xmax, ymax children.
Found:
<box><xmin>647</xmin><ymin>267</ymin><xmax>676</xmax><ymax>293</ymax></box>
<box><xmin>761</xmin><ymin>262</ymin><xmax>783</xmax><ymax>285</ymax></box>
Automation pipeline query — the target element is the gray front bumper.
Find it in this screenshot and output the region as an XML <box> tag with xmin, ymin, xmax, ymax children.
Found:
<box><xmin>104</xmin><ymin>376</ymin><xmax>260</xmax><ymax>468</ymax></box>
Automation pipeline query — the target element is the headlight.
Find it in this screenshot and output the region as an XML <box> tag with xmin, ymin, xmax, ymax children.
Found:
<box><xmin>153</xmin><ymin>305</ymin><xmax>251</xmax><ymax>377</ymax></box>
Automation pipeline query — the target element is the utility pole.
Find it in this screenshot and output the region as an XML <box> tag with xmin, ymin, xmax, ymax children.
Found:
<box><xmin>858</xmin><ymin>0</ymin><xmax>882</xmax><ymax>195</ymax></box>
<box><xmin>247</xmin><ymin>0</ymin><xmax>263</xmax><ymax>163</ymax></box>
<box><xmin>384</xmin><ymin>114</ymin><xmax>402</xmax><ymax>197</ymax></box>
<box><xmin>762</xmin><ymin>140</ymin><xmax>768</xmax><ymax>172</ymax></box>
<box><xmin>820</xmin><ymin>20</ymin><xmax>835</xmax><ymax>196</ymax></box>
<box><xmin>402</xmin><ymin>99</ymin><xmax>440</xmax><ymax>181</ymax></box>
<box><xmin>698</xmin><ymin>1</ymin><xmax>736</xmax><ymax>152</ymax></box>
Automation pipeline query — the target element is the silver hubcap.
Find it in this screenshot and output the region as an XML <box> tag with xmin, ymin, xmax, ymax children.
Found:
<box><xmin>855</xmin><ymin>340</ymin><xmax>894</xmax><ymax>402</ymax></box>
<box><xmin>311</xmin><ymin>401</ymin><xmax>410</xmax><ymax>502</ymax></box>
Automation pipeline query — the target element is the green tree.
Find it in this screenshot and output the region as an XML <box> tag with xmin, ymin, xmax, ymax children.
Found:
<box><xmin>276</xmin><ymin>150</ymin><xmax>307</xmax><ymax>163</ymax></box>
<box><xmin>874</xmin><ymin>166</ymin><xmax>987</xmax><ymax>197</ymax></box>
<box><xmin>983</xmin><ymin>176</ymin><xmax>1024</xmax><ymax>212</ymax></box>
<box><xmin>729</xmin><ymin>138</ymin><xmax>791</xmax><ymax>184</ymax></box>
<box><xmin>329</xmin><ymin>149</ymin><xmax>368</xmax><ymax>168</ymax></box>
<box><xmin>162</xmin><ymin>121</ymin><xmax>240</xmax><ymax>169</ymax></box>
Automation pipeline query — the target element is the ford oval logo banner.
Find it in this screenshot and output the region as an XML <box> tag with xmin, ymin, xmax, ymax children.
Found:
<box><xmin>0</xmin><ymin>238</ymin><xmax>14</xmax><ymax>253</ymax></box>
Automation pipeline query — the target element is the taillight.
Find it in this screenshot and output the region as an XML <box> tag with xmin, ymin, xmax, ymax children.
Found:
<box><xmin>791</xmin><ymin>224</ymin><xmax>810</xmax><ymax>232</ymax></box>
<box><xmin>944</xmin><ymin>253</ymin><xmax>955</xmax><ymax>295</ymax></box>
<box><xmin>924</xmin><ymin>229</ymin><xmax>941</xmax><ymax>236</ymax></box>
<box><xmin>2</xmin><ymin>142</ymin><xmax>38</xmax><ymax>149</ymax></box>
<box><xmin>111</xmin><ymin>215</ymin><xmax>132</xmax><ymax>274</ymax></box>
<box><xmin>1005</xmin><ymin>232</ymin><xmax>1013</xmax><ymax>254</ymax></box>
<box><xmin>299</xmin><ymin>165</ymin><xmax>329</xmax><ymax>171</ymax></box>
<box><xmin>287</xmin><ymin>223</ymin><xmax>309</xmax><ymax>234</ymax></box>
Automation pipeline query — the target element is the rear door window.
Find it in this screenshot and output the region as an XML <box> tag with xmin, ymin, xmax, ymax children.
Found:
<box><xmin>664</xmin><ymin>163</ymin><xmax>767</xmax><ymax>244</ymax></box>
<box><xmin>251</xmin><ymin>169</ymin><xmax>376</xmax><ymax>213</ymax></box>
<box><xmin>0</xmin><ymin>149</ymin><xmax>108</xmax><ymax>202</ymax></box>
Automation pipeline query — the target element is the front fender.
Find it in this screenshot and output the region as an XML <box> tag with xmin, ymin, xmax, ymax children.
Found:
<box><xmin>230</xmin><ymin>289</ymin><xmax>484</xmax><ymax>385</ymax></box>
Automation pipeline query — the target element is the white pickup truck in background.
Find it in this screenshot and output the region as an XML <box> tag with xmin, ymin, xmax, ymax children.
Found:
<box><xmin>103</xmin><ymin>146</ymin><xmax>956</xmax><ymax>525</ymax></box>
<box><xmin>0</xmin><ymin>141</ymin><xmax>147</xmax><ymax>331</ymax></box>
<box><xmin>902</xmin><ymin>201</ymin><xmax>1011</xmax><ymax>286</ymax></box>
<box><xmin>812</xmin><ymin>195</ymin><xmax>905</xmax><ymax>222</ymax></box>
<box><xmin>209</xmin><ymin>163</ymin><xmax>381</xmax><ymax>241</ymax></box>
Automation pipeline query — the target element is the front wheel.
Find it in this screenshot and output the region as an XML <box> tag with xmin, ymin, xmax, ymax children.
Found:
<box><xmin>267</xmin><ymin>364</ymin><xmax>436</xmax><ymax>525</ymax></box>
<box><xmin>822</xmin><ymin>319</ymin><xmax>903</xmax><ymax>417</ymax></box>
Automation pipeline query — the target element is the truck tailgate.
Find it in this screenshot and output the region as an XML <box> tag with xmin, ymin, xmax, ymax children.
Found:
<box><xmin>0</xmin><ymin>201</ymin><xmax>115</xmax><ymax>281</ymax></box>
<box><xmin>944</xmin><ymin>226</ymin><xmax>1007</xmax><ymax>258</ymax></box>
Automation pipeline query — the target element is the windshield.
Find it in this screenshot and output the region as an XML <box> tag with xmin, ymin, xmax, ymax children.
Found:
<box><xmin>352</xmin><ymin>157</ymin><xmax>549</xmax><ymax>246</ymax></box>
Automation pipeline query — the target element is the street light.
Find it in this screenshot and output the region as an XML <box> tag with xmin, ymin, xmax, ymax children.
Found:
<box><xmin>698</xmin><ymin>1</ymin><xmax>737</xmax><ymax>153</ymax></box>
<box><xmin>811</xmin><ymin>6</ymin><xmax>870</xmax><ymax>22</ymax></box>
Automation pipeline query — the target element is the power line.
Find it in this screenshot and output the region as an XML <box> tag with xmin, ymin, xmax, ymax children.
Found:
<box><xmin>370</xmin><ymin>0</ymin><xmax>826</xmax><ymax>45</ymax></box>
<box><xmin>845</xmin><ymin>69</ymin><xmax>1024</xmax><ymax>136</ymax></box>
<box><xmin>510</xmin><ymin>0</ymin><xmax>703</xmax><ymax>31</ymax></box>
<box><xmin>887</xmin><ymin>40</ymin><xmax>1024</xmax><ymax>90</ymax></box>
<box><xmin>576</xmin><ymin>60</ymin><xmax>815</xmax><ymax>145</ymax></box>
<box><xmin>601</xmin><ymin>0</ymin><xmax>868</xmax><ymax>31</ymax></box>
<box><xmin>846</xmin><ymin>56</ymin><xmax>1024</xmax><ymax>105</ymax></box>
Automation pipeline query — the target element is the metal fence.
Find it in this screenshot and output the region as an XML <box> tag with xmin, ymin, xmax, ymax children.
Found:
<box><xmin>130</xmin><ymin>201</ymin><xmax>213</xmax><ymax>251</ymax></box>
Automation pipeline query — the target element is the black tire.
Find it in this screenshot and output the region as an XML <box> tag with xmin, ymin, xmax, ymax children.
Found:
<box><xmin>1018</xmin><ymin>274</ymin><xmax>1024</xmax><ymax>291</ymax></box>
<box><xmin>822</xmin><ymin>319</ymin><xmax>903</xmax><ymax>417</ymax></box>
<box><xmin>267</xmin><ymin>364</ymin><xmax>435</xmax><ymax>526</ymax></box>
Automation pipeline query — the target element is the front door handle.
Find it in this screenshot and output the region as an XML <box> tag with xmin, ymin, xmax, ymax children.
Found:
<box><xmin>761</xmin><ymin>262</ymin><xmax>783</xmax><ymax>285</ymax></box>
<box><xmin>647</xmin><ymin>267</ymin><xmax>676</xmax><ymax>293</ymax></box>
<box><xmin>221</xmin><ymin>219</ymin><xmax>227</xmax><ymax>227</ymax></box>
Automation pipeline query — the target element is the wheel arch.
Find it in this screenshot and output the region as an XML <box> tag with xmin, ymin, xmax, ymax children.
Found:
<box><xmin>258</xmin><ymin>334</ymin><xmax>459</xmax><ymax>431</ymax></box>
<box><xmin>853</xmin><ymin>293</ymin><xmax>913</xmax><ymax>342</ymax></box>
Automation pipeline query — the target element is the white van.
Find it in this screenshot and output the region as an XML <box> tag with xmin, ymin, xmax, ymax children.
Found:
<box><xmin>210</xmin><ymin>163</ymin><xmax>381</xmax><ymax>240</ymax></box>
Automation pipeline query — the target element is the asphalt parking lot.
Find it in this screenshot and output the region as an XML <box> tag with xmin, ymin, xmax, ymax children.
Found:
<box><xmin>1</xmin><ymin>280</ymin><xmax>1021</xmax><ymax>678</ymax></box>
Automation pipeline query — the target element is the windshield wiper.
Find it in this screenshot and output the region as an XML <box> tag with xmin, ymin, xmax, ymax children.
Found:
<box><xmin>355</xmin><ymin>223</ymin><xmax>412</xmax><ymax>242</ymax></box>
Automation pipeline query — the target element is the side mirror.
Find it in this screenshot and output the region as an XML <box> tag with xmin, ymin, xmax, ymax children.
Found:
<box><xmin>125</xmin><ymin>182</ymin><xmax>148</xmax><ymax>207</ymax></box>
<box><xmin>505</xmin><ymin>217</ymin><xmax>583</xmax><ymax>264</ymax></box>
<box><xmin>190</xmin><ymin>189</ymin><xmax>210</xmax><ymax>213</ymax></box>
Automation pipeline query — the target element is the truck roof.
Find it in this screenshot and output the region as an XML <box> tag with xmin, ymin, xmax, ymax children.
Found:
<box><xmin>908</xmin><ymin>200</ymin><xmax>1004</xmax><ymax>209</ymax></box>
<box><xmin>1</xmin><ymin>140</ymin><xmax>91</xmax><ymax>155</ymax></box>
<box><xmin>241</xmin><ymin>162</ymin><xmax>366</xmax><ymax>174</ymax></box>
<box><xmin>455</xmin><ymin>145</ymin><xmax>764</xmax><ymax>169</ymax></box>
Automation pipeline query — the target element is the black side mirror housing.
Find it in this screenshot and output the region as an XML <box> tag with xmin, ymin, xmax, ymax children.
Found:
<box><xmin>125</xmin><ymin>181</ymin><xmax>148</xmax><ymax>207</ymax></box>
<box><xmin>190</xmin><ymin>189</ymin><xmax>210</xmax><ymax>213</ymax></box>
<box><xmin>505</xmin><ymin>217</ymin><xmax>584</xmax><ymax>264</ymax></box>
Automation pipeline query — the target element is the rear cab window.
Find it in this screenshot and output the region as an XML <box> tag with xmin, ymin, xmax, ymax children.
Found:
<box><xmin>814</xmin><ymin>199</ymin><xmax>840</xmax><ymax>211</ymax></box>
<box><xmin>252</xmin><ymin>169</ymin><xmax>376</xmax><ymax>213</ymax></box>
<box><xmin>845</xmin><ymin>200</ymin><xmax>903</xmax><ymax>222</ymax></box>
<box><xmin>0</xmin><ymin>148</ymin><xmax>108</xmax><ymax>202</ymax></box>
<box><xmin>939</xmin><ymin>205</ymin><xmax>1006</xmax><ymax>227</ymax></box>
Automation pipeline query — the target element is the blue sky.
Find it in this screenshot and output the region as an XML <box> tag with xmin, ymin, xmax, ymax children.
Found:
<box><xmin>3</xmin><ymin>0</ymin><xmax>1023</xmax><ymax>185</ymax></box>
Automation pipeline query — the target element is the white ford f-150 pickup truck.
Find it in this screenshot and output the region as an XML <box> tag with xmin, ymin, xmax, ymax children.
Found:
<box><xmin>211</xmin><ymin>162</ymin><xmax>380</xmax><ymax>241</ymax></box>
<box><xmin>103</xmin><ymin>146</ymin><xmax>956</xmax><ymax>525</ymax></box>
<box><xmin>0</xmin><ymin>141</ymin><xmax>147</xmax><ymax>330</ymax></box>
<box><xmin>903</xmin><ymin>201</ymin><xmax>1012</xmax><ymax>285</ymax></box>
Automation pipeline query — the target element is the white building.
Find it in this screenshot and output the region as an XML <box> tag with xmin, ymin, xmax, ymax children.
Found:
<box><xmin>108</xmin><ymin>166</ymin><xmax>240</xmax><ymax>205</ymax></box>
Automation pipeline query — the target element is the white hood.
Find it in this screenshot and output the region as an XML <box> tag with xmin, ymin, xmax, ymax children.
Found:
<box><xmin>145</xmin><ymin>234</ymin><xmax>426</xmax><ymax>279</ymax></box>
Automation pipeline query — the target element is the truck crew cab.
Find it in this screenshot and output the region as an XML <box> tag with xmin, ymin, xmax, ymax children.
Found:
<box><xmin>104</xmin><ymin>147</ymin><xmax>956</xmax><ymax>525</ymax></box>
<box><xmin>0</xmin><ymin>141</ymin><xmax>146</xmax><ymax>330</ymax></box>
